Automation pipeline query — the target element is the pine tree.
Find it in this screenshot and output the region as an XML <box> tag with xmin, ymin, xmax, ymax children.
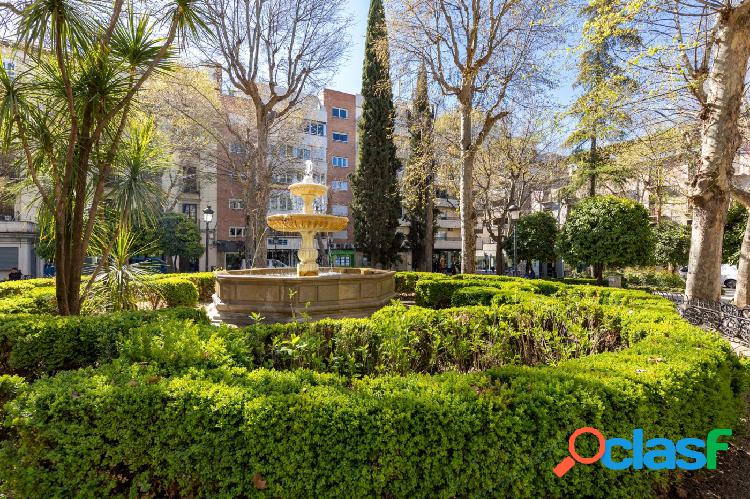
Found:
<box><xmin>403</xmin><ymin>66</ymin><xmax>434</xmax><ymax>271</ymax></box>
<box><xmin>565</xmin><ymin>0</ymin><xmax>639</xmax><ymax>197</ymax></box>
<box><xmin>351</xmin><ymin>0</ymin><xmax>403</xmax><ymax>268</ymax></box>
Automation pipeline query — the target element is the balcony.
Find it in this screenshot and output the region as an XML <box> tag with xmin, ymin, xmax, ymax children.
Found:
<box><xmin>0</xmin><ymin>220</ymin><xmax>37</xmax><ymax>234</ymax></box>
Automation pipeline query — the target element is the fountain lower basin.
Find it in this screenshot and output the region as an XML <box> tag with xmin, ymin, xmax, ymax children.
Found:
<box><xmin>212</xmin><ymin>267</ymin><xmax>396</xmax><ymax>324</ymax></box>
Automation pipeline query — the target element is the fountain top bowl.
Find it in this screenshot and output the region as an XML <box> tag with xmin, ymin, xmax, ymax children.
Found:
<box><xmin>289</xmin><ymin>180</ymin><xmax>327</xmax><ymax>199</ymax></box>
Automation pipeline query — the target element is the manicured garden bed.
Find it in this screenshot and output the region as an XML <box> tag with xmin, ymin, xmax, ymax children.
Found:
<box><xmin>0</xmin><ymin>273</ymin><xmax>747</xmax><ymax>497</ymax></box>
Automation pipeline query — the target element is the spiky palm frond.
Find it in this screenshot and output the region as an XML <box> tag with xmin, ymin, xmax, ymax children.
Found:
<box><xmin>107</xmin><ymin>117</ymin><xmax>167</xmax><ymax>228</ymax></box>
<box><xmin>112</xmin><ymin>12</ymin><xmax>175</xmax><ymax>74</ymax></box>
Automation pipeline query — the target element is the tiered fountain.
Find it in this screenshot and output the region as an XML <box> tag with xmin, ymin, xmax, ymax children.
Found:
<box><xmin>212</xmin><ymin>162</ymin><xmax>395</xmax><ymax>324</ymax></box>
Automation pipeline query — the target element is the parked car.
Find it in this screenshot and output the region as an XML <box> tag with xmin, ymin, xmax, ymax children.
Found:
<box><xmin>130</xmin><ymin>257</ymin><xmax>169</xmax><ymax>274</ymax></box>
<box><xmin>267</xmin><ymin>259</ymin><xmax>289</xmax><ymax>268</ymax></box>
<box><xmin>678</xmin><ymin>264</ymin><xmax>738</xmax><ymax>289</ymax></box>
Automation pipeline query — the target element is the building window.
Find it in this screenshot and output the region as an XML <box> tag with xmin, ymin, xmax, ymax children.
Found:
<box><xmin>331</xmin><ymin>204</ymin><xmax>348</xmax><ymax>216</ymax></box>
<box><xmin>269</xmin><ymin>193</ymin><xmax>294</xmax><ymax>211</ymax></box>
<box><xmin>182</xmin><ymin>203</ymin><xmax>198</xmax><ymax>222</ymax></box>
<box><xmin>274</xmin><ymin>171</ymin><xmax>298</xmax><ymax>184</ymax></box>
<box><xmin>287</xmin><ymin>146</ymin><xmax>312</xmax><ymax>160</ymax></box>
<box><xmin>313</xmin><ymin>172</ymin><xmax>326</xmax><ymax>184</ymax></box>
<box><xmin>332</xmin><ymin>156</ymin><xmax>348</xmax><ymax>168</ymax></box>
<box><xmin>229</xmin><ymin>198</ymin><xmax>244</xmax><ymax>210</ymax></box>
<box><xmin>304</xmin><ymin>120</ymin><xmax>326</xmax><ymax>136</ymax></box>
<box><xmin>331</xmin><ymin>180</ymin><xmax>349</xmax><ymax>191</ymax></box>
<box><xmin>229</xmin><ymin>227</ymin><xmax>246</xmax><ymax>237</ymax></box>
<box><xmin>229</xmin><ymin>142</ymin><xmax>246</xmax><ymax>155</ymax></box>
<box><xmin>0</xmin><ymin>247</ymin><xmax>19</xmax><ymax>270</ymax></box>
<box><xmin>3</xmin><ymin>61</ymin><xmax>16</xmax><ymax>80</ymax></box>
<box><xmin>182</xmin><ymin>165</ymin><xmax>198</xmax><ymax>194</ymax></box>
<box><xmin>332</xmin><ymin>107</ymin><xmax>348</xmax><ymax>119</ymax></box>
<box><xmin>268</xmin><ymin>238</ymin><xmax>289</xmax><ymax>246</ymax></box>
<box><xmin>332</xmin><ymin>132</ymin><xmax>348</xmax><ymax>143</ymax></box>
<box><xmin>334</xmin><ymin>255</ymin><xmax>351</xmax><ymax>266</ymax></box>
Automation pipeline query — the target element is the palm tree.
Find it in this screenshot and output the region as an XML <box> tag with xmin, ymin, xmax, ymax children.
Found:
<box><xmin>0</xmin><ymin>0</ymin><xmax>205</xmax><ymax>315</ymax></box>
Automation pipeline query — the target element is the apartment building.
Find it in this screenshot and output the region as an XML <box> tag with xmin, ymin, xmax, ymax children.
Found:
<box><xmin>323</xmin><ymin>89</ymin><xmax>361</xmax><ymax>267</ymax></box>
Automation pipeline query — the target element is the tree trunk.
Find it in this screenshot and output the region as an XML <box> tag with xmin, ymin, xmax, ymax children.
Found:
<box><xmin>736</xmin><ymin>214</ymin><xmax>750</xmax><ymax>308</ymax></box>
<box><xmin>251</xmin><ymin>119</ymin><xmax>271</xmax><ymax>268</ymax></box>
<box><xmin>686</xmin><ymin>12</ymin><xmax>750</xmax><ymax>302</ymax></box>
<box><xmin>422</xmin><ymin>173</ymin><xmax>434</xmax><ymax>272</ymax></box>
<box><xmin>495</xmin><ymin>238</ymin><xmax>504</xmax><ymax>276</ymax></box>
<box><xmin>588</xmin><ymin>135</ymin><xmax>597</xmax><ymax>197</ymax></box>
<box><xmin>459</xmin><ymin>103</ymin><xmax>476</xmax><ymax>274</ymax></box>
<box><xmin>593</xmin><ymin>263</ymin><xmax>604</xmax><ymax>285</ymax></box>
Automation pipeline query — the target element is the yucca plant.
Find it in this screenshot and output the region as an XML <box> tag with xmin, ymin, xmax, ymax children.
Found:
<box><xmin>86</xmin><ymin>228</ymin><xmax>160</xmax><ymax>313</ymax></box>
<box><xmin>0</xmin><ymin>0</ymin><xmax>206</xmax><ymax>315</ymax></box>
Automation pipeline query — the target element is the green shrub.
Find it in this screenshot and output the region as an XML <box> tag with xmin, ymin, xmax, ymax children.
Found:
<box><xmin>624</xmin><ymin>268</ymin><xmax>685</xmax><ymax>290</ymax></box>
<box><xmin>450</xmin><ymin>286</ymin><xmax>501</xmax><ymax>306</ymax></box>
<box><xmin>555</xmin><ymin>277</ymin><xmax>602</xmax><ymax>286</ymax></box>
<box><xmin>152</xmin><ymin>272</ymin><xmax>216</xmax><ymax>301</ymax></box>
<box><xmin>0</xmin><ymin>308</ymin><xmax>209</xmax><ymax>378</ymax></box>
<box><xmin>0</xmin><ymin>286</ymin><xmax>56</xmax><ymax>314</ymax></box>
<box><xmin>0</xmin><ymin>278</ymin><xmax>54</xmax><ymax>298</ymax></box>
<box><xmin>1</xmin><ymin>321</ymin><xmax>745</xmax><ymax>498</ymax></box>
<box><xmin>119</xmin><ymin>319</ymin><xmax>250</xmax><ymax>372</ymax></box>
<box><xmin>146</xmin><ymin>277</ymin><xmax>199</xmax><ymax>308</ymax></box>
<box><xmin>394</xmin><ymin>271</ymin><xmax>444</xmax><ymax>294</ymax></box>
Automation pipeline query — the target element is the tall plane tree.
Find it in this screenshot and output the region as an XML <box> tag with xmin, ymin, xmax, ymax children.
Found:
<box><xmin>390</xmin><ymin>0</ymin><xmax>562</xmax><ymax>273</ymax></box>
<box><xmin>595</xmin><ymin>1</ymin><xmax>750</xmax><ymax>301</ymax></box>
<box><xmin>0</xmin><ymin>0</ymin><xmax>203</xmax><ymax>314</ymax></box>
<box><xmin>351</xmin><ymin>0</ymin><xmax>402</xmax><ymax>268</ymax></box>
<box><xmin>402</xmin><ymin>66</ymin><xmax>434</xmax><ymax>271</ymax></box>
<box><xmin>201</xmin><ymin>0</ymin><xmax>348</xmax><ymax>266</ymax></box>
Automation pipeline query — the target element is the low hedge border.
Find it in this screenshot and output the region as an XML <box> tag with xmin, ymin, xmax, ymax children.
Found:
<box><xmin>0</xmin><ymin>318</ymin><xmax>745</xmax><ymax>497</ymax></box>
<box><xmin>0</xmin><ymin>308</ymin><xmax>209</xmax><ymax>378</ymax></box>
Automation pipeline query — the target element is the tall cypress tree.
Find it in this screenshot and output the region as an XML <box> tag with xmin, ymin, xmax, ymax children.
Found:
<box><xmin>403</xmin><ymin>66</ymin><xmax>434</xmax><ymax>271</ymax></box>
<box><xmin>351</xmin><ymin>0</ymin><xmax>402</xmax><ymax>268</ymax></box>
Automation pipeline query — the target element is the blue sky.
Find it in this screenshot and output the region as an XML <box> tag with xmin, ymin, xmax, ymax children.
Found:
<box><xmin>331</xmin><ymin>0</ymin><xmax>369</xmax><ymax>94</ymax></box>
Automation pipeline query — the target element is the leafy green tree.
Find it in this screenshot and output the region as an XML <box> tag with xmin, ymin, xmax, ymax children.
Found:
<box><xmin>515</xmin><ymin>212</ymin><xmax>558</xmax><ymax>270</ymax></box>
<box><xmin>403</xmin><ymin>66</ymin><xmax>434</xmax><ymax>271</ymax></box>
<box><xmin>723</xmin><ymin>202</ymin><xmax>747</xmax><ymax>266</ymax></box>
<box><xmin>351</xmin><ymin>0</ymin><xmax>403</xmax><ymax>268</ymax></box>
<box><xmin>654</xmin><ymin>221</ymin><xmax>690</xmax><ymax>270</ymax></box>
<box><xmin>565</xmin><ymin>0</ymin><xmax>639</xmax><ymax>197</ymax></box>
<box><xmin>156</xmin><ymin>213</ymin><xmax>204</xmax><ymax>270</ymax></box>
<box><xmin>0</xmin><ymin>1</ymin><xmax>203</xmax><ymax>314</ymax></box>
<box><xmin>557</xmin><ymin>196</ymin><xmax>654</xmax><ymax>284</ymax></box>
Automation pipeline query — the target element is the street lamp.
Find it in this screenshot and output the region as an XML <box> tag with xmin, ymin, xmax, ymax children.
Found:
<box><xmin>508</xmin><ymin>204</ymin><xmax>520</xmax><ymax>276</ymax></box>
<box><xmin>202</xmin><ymin>205</ymin><xmax>214</xmax><ymax>272</ymax></box>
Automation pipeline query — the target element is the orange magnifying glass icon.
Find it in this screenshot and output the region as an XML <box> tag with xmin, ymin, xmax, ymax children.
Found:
<box><xmin>553</xmin><ymin>427</ymin><xmax>606</xmax><ymax>478</ymax></box>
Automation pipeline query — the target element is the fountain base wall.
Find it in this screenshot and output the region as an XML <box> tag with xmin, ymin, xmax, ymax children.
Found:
<box><xmin>212</xmin><ymin>268</ymin><xmax>396</xmax><ymax>324</ymax></box>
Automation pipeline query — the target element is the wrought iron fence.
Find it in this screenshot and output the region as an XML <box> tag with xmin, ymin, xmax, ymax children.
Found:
<box><xmin>653</xmin><ymin>292</ymin><xmax>750</xmax><ymax>346</ymax></box>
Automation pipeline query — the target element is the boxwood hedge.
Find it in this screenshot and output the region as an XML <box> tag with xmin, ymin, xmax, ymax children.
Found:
<box><xmin>0</xmin><ymin>273</ymin><xmax>746</xmax><ymax>497</ymax></box>
<box><xmin>0</xmin><ymin>319</ymin><xmax>745</xmax><ymax>497</ymax></box>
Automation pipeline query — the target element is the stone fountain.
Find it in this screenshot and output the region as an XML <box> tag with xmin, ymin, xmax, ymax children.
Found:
<box><xmin>211</xmin><ymin>162</ymin><xmax>395</xmax><ymax>324</ymax></box>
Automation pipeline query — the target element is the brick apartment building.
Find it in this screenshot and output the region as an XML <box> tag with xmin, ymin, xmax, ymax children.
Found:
<box><xmin>322</xmin><ymin>89</ymin><xmax>360</xmax><ymax>267</ymax></box>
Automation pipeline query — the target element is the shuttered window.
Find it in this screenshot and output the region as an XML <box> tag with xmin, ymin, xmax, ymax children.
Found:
<box><xmin>0</xmin><ymin>247</ymin><xmax>19</xmax><ymax>270</ymax></box>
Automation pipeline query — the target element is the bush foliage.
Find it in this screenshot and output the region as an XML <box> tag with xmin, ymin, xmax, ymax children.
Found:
<box><xmin>0</xmin><ymin>271</ymin><xmax>746</xmax><ymax>497</ymax></box>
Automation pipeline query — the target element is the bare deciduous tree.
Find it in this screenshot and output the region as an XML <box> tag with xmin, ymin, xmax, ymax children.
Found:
<box><xmin>388</xmin><ymin>0</ymin><xmax>563</xmax><ymax>273</ymax></box>
<box><xmin>199</xmin><ymin>0</ymin><xmax>349</xmax><ymax>266</ymax></box>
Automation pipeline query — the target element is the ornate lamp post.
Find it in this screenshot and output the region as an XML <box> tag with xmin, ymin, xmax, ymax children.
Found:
<box><xmin>508</xmin><ymin>204</ymin><xmax>520</xmax><ymax>276</ymax></box>
<box><xmin>202</xmin><ymin>205</ymin><xmax>214</xmax><ymax>272</ymax></box>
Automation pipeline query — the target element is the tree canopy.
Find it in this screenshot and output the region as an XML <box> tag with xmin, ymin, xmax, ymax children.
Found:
<box><xmin>515</xmin><ymin>212</ymin><xmax>559</xmax><ymax>265</ymax></box>
<box><xmin>557</xmin><ymin>196</ymin><xmax>654</xmax><ymax>282</ymax></box>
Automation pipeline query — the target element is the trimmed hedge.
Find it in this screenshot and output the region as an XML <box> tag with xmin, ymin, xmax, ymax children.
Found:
<box><xmin>450</xmin><ymin>286</ymin><xmax>501</xmax><ymax>306</ymax></box>
<box><xmin>0</xmin><ymin>286</ymin><xmax>56</xmax><ymax>314</ymax></box>
<box><xmin>394</xmin><ymin>271</ymin><xmax>445</xmax><ymax>294</ymax></box>
<box><xmin>0</xmin><ymin>308</ymin><xmax>209</xmax><ymax>378</ymax></box>
<box><xmin>415</xmin><ymin>276</ymin><xmax>565</xmax><ymax>308</ymax></box>
<box><xmin>0</xmin><ymin>320</ymin><xmax>745</xmax><ymax>497</ymax></box>
<box><xmin>150</xmin><ymin>272</ymin><xmax>216</xmax><ymax>302</ymax></box>
<box><xmin>146</xmin><ymin>277</ymin><xmax>200</xmax><ymax>308</ymax></box>
<box><xmin>624</xmin><ymin>268</ymin><xmax>685</xmax><ymax>291</ymax></box>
